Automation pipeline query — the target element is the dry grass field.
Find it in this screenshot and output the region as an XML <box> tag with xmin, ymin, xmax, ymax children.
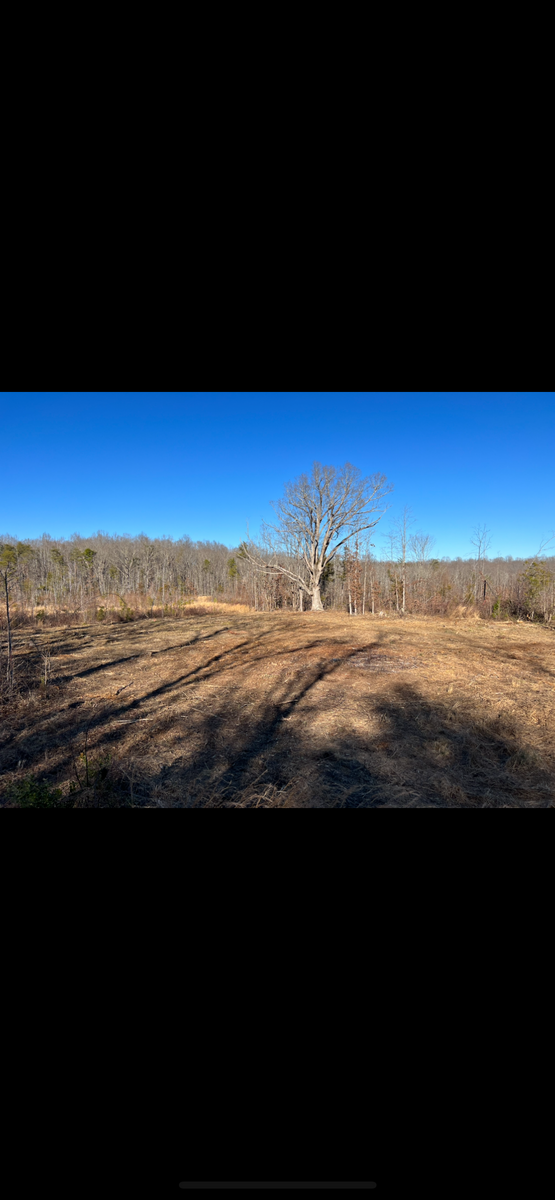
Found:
<box><xmin>1</xmin><ymin>606</ymin><xmax>554</xmax><ymax>807</ymax></box>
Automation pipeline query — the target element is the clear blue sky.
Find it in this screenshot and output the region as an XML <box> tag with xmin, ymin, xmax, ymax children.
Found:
<box><xmin>1</xmin><ymin>392</ymin><xmax>553</xmax><ymax>559</ymax></box>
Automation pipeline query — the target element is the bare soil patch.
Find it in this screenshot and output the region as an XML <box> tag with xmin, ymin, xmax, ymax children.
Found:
<box><xmin>1</xmin><ymin>610</ymin><xmax>554</xmax><ymax>807</ymax></box>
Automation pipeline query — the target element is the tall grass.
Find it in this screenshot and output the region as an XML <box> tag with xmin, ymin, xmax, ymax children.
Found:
<box><xmin>0</xmin><ymin>590</ymin><xmax>251</xmax><ymax>631</ymax></box>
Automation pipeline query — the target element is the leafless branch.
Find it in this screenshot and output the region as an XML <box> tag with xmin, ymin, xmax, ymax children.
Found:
<box><xmin>242</xmin><ymin>462</ymin><xmax>392</xmax><ymax>610</ymax></box>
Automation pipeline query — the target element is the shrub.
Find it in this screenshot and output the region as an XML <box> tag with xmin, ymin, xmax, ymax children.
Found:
<box><xmin>118</xmin><ymin>597</ymin><xmax>134</xmax><ymax>622</ymax></box>
<box><xmin>9</xmin><ymin>777</ymin><xmax>68</xmax><ymax>808</ymax></box>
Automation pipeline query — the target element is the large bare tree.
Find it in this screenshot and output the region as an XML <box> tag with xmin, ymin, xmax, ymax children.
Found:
<box><xmin>239</xmin><ymin>461</ymin><xmax>392</xmax><ymax>611</ymax></box>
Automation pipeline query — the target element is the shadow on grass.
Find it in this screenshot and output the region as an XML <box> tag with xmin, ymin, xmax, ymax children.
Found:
<box><xmin>148</xmin><ymin>678</ymin><xmax>553</xmax><ymax>808</ymax></box>
<box><xmin>2</xmin><ymin>623</ymin><xmax>553</xmax><ymax>807</ymax></box>
<box><xmin>2</xmin><ymin>605</ymin><xmax>554</xmax><ymax>809</ymax></box>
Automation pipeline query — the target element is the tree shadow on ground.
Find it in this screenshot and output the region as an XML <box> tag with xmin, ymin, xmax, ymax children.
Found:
<box><xmin>1</xmin><ymin>629</ymin><xmax>553</xmax><ymax>808</ymax></box>
<box><xmin>104</xmin><ymin>675</ymin><xmax>555</xmax><ymax>809</ymax></box>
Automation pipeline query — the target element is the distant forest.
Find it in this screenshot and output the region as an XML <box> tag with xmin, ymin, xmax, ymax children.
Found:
<box><xmin>1</xmin><ymin>531</ymin><xmax>554</xmax><ymax>626</ymax></box>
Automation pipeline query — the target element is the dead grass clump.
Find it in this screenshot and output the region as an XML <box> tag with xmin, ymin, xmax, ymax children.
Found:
<box><xmin>428</xmin><ymin>738</ymin><xmax>454</xmax><ymax>763</ymax></box>
<box><xmin>201</xmin><ymin>777</ymin><xmax>323</xmax><ymax>809</ymax></box>
<box><xmin>193</xmin><ymin>595</ymin><xmax>252</xmax><ymax>614</ymax></box>
<box><xmin>435</xmin><ymin>775</ymin><xmax>468</xmax><ymax>803</ymax></box>
<box><xmin>506</xmin><ymin>747</ymin><xmax>545</xmax><ymax>775</ymax></box>
<box><xmin>179</xmin><ymin>605</ymin><xmax>213</xmax><ymax>617</ymax></box>
<box><xmin>453</xmin><ymin>604</ymin><xmax>482</xmax><ymax>620</ymax></box>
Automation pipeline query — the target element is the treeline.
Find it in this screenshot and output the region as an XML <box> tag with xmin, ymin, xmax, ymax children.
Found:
<box><xmin>0</xmin><ymin>531</ymin><xmax>554</xmax><ymax>626</ymax></box>
<box><xmin>327</xmin><ymin>547</ymin><xmax>555</xmax><ymax>622</ymax></box>
<box><xmin>0</xmin><ymin>533</ymin><xmax>245</xmax><ymax>624</ymax></box>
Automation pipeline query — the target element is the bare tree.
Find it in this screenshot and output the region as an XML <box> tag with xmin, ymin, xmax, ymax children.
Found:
<box><xmin>240</xmin><ymin>462</ymin><xmax>392</xmax><ymax>611</ymax></box>
<box><xmin>0</xmin><ymin>542</ymin><xmax>32</xmax><ymax>684</ymax></box>
<box><xmin>387</xmin><ymin>505</ymin><xmax>415</xmax><ymax>614</ymax></box>
<box><xmin>409</xmin><ymin>531</ymin><xmax>435</xmax><ymax>609</ymax></box>
<box><xmin>535</xmin><ymin>532</ymin><xmax>555</xmax><ymax>558</ymax></box>
<box><xmin>471</xmin><ymin>524</ymin><xmax>492</xmax><ymax>602</ymax></box>
<box><xmin>383</xmin><ymin>530</ymin><xmax>400</xmax><ymax>612</ymax></box>
<box><xmin>360</xmin><ymin>535</ymin><xmax>374</xmax><ymax>615</ymax></box>
<box><xmin>409</xmin><ymin>532</ymin><xmax>435</xmax><ymax>563</ymax></box>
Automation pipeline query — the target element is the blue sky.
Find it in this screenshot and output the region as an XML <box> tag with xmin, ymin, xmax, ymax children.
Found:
<box><xmin>1</xmin><ymin>392</ymin><xmax>553</xmax><ymax>559</ymax></box>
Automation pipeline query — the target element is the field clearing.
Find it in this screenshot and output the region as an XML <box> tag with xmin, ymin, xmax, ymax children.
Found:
<box><xmin>1</xmin><ymin>608</ymin><xmax>554</xmax><ymax>807</ymax></box>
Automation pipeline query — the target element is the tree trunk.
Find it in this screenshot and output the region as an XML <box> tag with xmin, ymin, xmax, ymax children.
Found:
<box><xmin>4</xmin><ymin>572</ymin><xmax>13</xmax><ymax>685</ymax></box>
<box><xmin>311</xmin><ymin>586</ymin><xmax>324</xmax><ymax>611</ymax></box>
<box><xmin>299</xmin><ymin>588</ymin><xmax>303</xmax><ymax>612</ymax></box>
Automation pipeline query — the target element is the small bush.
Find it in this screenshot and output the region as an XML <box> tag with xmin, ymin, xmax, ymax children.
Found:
<box><xmin>8</xmin><ymin>777</ymin><xmax>69</xmax><ymax>808</ymax></box>
<box><xmin>118</xmin><ymin>598</ymin><xmax>134</xmax><ymax>622</ymax></box>
<box><xmin>96</xmin><ymin>606</ymin><xmax>106</xmax><ymax>621</ymax></box>
<box><xmin>35</xmin><ymin>609</ymin><xmax>46</xmax><ymax>623</ymax></box>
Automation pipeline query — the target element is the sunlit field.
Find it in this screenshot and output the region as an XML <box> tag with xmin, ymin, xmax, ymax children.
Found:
<box><xmin>1</xmin><ymin>606</ymin><xmax>554</xmax><ymax>808</ymax></box>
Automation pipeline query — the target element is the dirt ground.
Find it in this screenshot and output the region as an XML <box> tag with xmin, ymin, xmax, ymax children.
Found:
<box><xmin>1</xmin><ymin>608</ymin><xmax>554</xmax><ymax>807</ymax></box>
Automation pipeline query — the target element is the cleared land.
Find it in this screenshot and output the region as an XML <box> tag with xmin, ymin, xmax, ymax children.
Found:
<box><xmin>1</xmin><ymin>608</ymin><xmax>554</xmax><ymax>807</ymax></box>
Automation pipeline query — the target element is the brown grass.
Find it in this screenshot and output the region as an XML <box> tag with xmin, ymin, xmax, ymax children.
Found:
<box><xmin>5</xmin><ymin>590</ymin><xmax>252</xmax><ymax>631</ymax></box>
<box><xmin>1</xmin><ymin>607</ymin><xmax>554</xmax><ymax>808</ymax></box>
